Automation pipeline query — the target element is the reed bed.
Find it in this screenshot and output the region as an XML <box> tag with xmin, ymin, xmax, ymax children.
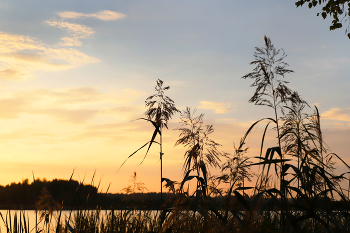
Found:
<box><xmin>1</xmin><ymin>36</ymin><xmax>350</xmax><ymax>233</ymax></box>
<box><xmin>2</xmin><ymin>207</ymin><xmax>350</xmax><ymax>233</ymax></box>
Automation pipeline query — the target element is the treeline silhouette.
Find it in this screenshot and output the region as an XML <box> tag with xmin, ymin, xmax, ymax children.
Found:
<box><xmin>0</xmin><ymin>178</ymin><xmax>238</xmax><ymax>210</ymax></box>
<box><xmin>2</xmin><ymin>178</ymin><xmax>348</xmax><ymax>211</ymax></box>
<box><xmin>0</xmin><ymin>178</ymin><xmax>178</xmax><ymax>210</ymax></box>
<box><xmin>0</xmin><ymin>178</ymin><xmax>97</xmax><ymax>209</ymax></box>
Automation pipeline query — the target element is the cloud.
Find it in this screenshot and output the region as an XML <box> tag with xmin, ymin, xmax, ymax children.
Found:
<box><xmin>68</xmin><ymin>120</ymin><xmax>157</xmax><ymax>142</ymax></box>
<box><xmin>69</xmin><ymin>123</ymin><xmax>130</xmax><ymax>141</ymax></box>
<box><xmin>0</xmin><ymin>129</ymin><xmax>56</xmax><ymax>141</ymax></box>
<box><xmin>57</xmin><ymin>10</ymin><xmax>126</xmax><ymax>21</ymax></box>
<box><xmin>0</xmin><ymin>69</ymin><xmax>25</xmax><ymax>81</ymax></box>
<box><xmin>322</xmin><ymin>108</ymin><xmax>350</xmax><ymax>122</ymax></box>
<box><xmin>36</xmin><ymin>108</ymin><xmax>99</xmax><ymax>124</ymax></box>
<box><xmin>0</xmin><ymin>87</ymin><xmax>145</xmax><ymax>123</ymax></box>
<box><xmin>0</xmin><ymin>95</ymin><xmax>33</xmax><ymax>118</ymax></box>
<box><xmin>198</xmin><ymin>101</ymin><xmax>230</xmax><ymax>114</ymax></box>
<box><xmin>60</xmin><ymin>37</ymin><xmax>82</xmax><ymax>47</ymax></box>
<box><xmin>0</xmin><ymin>32</ymin><xmax>44</xmax><ymax>53</ymax></box>
<box><xmin>0</xmin><ymin>32</ymin><xmax>99</xmax><ymax>80</ymax></box>
<box><xmin>31</xmin><ymin>87</ymin><xmax>145</xmax><ymax>106</ymax></box>
<box><xmin>32</xmin><ymin>87</ymin><xmax>105</xmax><ymax>105</ymax></box>
<box><xmin>103</xmin><ymin>106</ymin><xmax>143</xmax><ymax>115</ymax></box>
<box><xmin>44</xmin><ymin>47</ymin><xmax>99</xmax><ymax>66</ymax></box>
<box><xmin>216</xmin><ymin>118</ymin><xmax>255</xmax><ymax>128</ymax></box>
<box><xmin>44</xmin><ymin>20</ymin><xmax>95</xmax><ymax>47</ymax></box>
<box><xmin>45</xmin><ymin>21</ymin><xmax>94</xmax><ymax>37</ymax></box>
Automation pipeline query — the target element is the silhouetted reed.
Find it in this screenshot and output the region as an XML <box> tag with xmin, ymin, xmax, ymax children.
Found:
<box><xmin>1</xmin><ymin>36</ymin><xmax>350</xmax><ymax>233</ymax></box>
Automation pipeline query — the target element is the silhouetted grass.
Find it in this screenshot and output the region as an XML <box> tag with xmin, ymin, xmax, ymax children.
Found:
<box><xmin>1</xmin><ymin>36</ymin><xmax>350</xmax><ymax>233</ymax></box>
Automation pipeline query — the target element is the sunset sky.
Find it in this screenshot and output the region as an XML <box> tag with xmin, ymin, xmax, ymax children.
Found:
<box><xmin>0</xmin><ymin>1</ymin><xmax>349</xmax><ymax>193</ymax></box>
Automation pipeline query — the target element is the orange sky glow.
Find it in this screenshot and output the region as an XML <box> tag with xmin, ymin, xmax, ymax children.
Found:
<box><xmin>0</xmin><ymin>1</ymin><xmax>349</xmax><ymax>194</ymax></box>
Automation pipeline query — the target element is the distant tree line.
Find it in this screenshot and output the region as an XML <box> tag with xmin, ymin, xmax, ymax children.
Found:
<box><xmin>1</xmin><ymin>178</ymin><xmax>349</xmax><ymax>211</ymax></box>
<box><xmin>0</xmin><ymin>178</ymin><xmax>98</xmax><ymax>209</ymax></box>
<box><xmin>0</xmin><ymin>178</ymin><xmax>250</xmax><ymax>210</ymax></box>
<box><xmin>0</xmin><ymin>178</ymin><xmax>181</xmax><ymax>210</ymax></box>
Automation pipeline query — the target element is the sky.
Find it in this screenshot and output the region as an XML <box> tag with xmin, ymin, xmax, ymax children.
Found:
<box><xmin>0</xmin><ymin>0</ymin><xmax>349</xmax><ymax>194</ymax></box>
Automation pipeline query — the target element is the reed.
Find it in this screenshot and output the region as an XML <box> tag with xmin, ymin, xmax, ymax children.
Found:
<box><xmin>1</xmin><ymin>36</ymin><xmax>350</xmax><ymax>233</ymax></box>
<box><xmin>119</xmin><ymin>79</ymin><xmax>179</xmax><ymax>209</ymax></box>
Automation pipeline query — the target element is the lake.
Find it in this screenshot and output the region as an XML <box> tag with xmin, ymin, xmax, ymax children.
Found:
<box><xmin>0</xmin><ymin>210</ymin><xmax>104</xmax><ymax>233</ymax></box>
<box><xmin>0</xmin><ymin>209</ymin><xmax>161</xmax><ymax>233</ymax></box>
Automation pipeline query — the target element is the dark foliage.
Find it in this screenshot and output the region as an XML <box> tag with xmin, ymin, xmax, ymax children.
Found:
<box><xmin>145</xmin><ymin>79</ymin><xmax>179</xmax><ymax>129</ymax></box>
<box><xmin>295</xmin><ymin>0</ymin><xmax>350</xmax><ymax>38</ymax></box>
<box><xmin>0</xmin><ymin>178</ymin><xmax>97</xmax><ymax>209</ymax></box>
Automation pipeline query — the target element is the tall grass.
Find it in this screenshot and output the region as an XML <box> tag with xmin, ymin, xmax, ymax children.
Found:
<box><xmin>119</xmin><ymin>79</ymin><xmax>179</xmax><ymax>209</ymax></box>
<box><xmin>1</xmin><ymin>36</ymin><xmax>350</xmax><ymax>233</ymax></box>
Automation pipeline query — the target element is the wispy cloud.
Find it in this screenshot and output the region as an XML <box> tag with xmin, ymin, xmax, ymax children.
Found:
<box><xmin>36</xmin><ymin>108</ymin><xmax>99</xmax><ymax>124</ymax></box>
<box><xmin>103</xmin><ymin>106</ymin><xmax>143</xmax><ymax>115</ymax></box>
<box><xmin>0</xmin><ymin>32</ymin><xmax>99</xmax><ymax>80</ymax></box>
<box><xmin>59</xmin><ymin>37</ymin><xmax>81</xmax><ymax>47</ymax></box>
<box><xmin>46</xmin><ymin>10</ymin><xmax>126</xmax><ymax>46</ymax></box>
<box><xmin>31</xmin><ymin>87</ymin><xmax>105</xmax><ymax>106</ymax></box>
<box><xmin>0</xmin><ymin>87</ymin><xmax>145</xmax><ymax>123</ymax></box>
<box><xmin>0</xmin><ymin>69</ymin><xmax>25</xmax><ymax>80</ymax></box>
<box><xmin>0</xmin><ymin>95</ymin><xmax>34</xmax><ymax>118</ymax></box>
<box><xmin>0</xmin><ymin>10</ymin><xmax>123</xmax><ymax>79</ymax></box>
<box><xmin>216</xmin><ymin>118</ymin><xmax>255</xmax><ymax>128</ymax></box>
<box><xmin>0</xmin><ymin>128</ymin><xmax>57</xmax><ymax>143</ymax></box>
<box><xmin>322</xmin><ymin>108</ymin><xmax>350</xmax><ymax>122</ymax></box>
<box><xmin>69</xmin><ymin>123</ymin><xmax>132</xmax><ymax>141</ymax></box>
<box><xmin>45</xmin><ymin>21</ymin><xmax>94</xmax><ymax>37</ymax></box>
<box><xmin>57</xmin><ymin>10</ymin><xmax>126</xmax><ymax>21</ymax></box>
<box><xmin>68</xmin><ymin>119</ymin><xmax>161</xmax><ymax>142</ymax></box>
<box><xmin>0</xmin><ymin>32</ymin><xmax>44</xmax><ymax>53</ymax></box>
<box><xmin>44</xmin><ymin>20</ymin><xmax>95</xmax><ymax>47</ymax></box>
<box><xmin>198</xmin><ymin>101</ymin><xmax>230</xmax><ymax>114</ymax></box>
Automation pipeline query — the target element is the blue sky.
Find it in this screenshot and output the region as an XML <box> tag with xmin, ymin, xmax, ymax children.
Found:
<box><xmin>0</xmin><ymin>1</ymin><xmax>349</xmax><ymax>193</ymax></box>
